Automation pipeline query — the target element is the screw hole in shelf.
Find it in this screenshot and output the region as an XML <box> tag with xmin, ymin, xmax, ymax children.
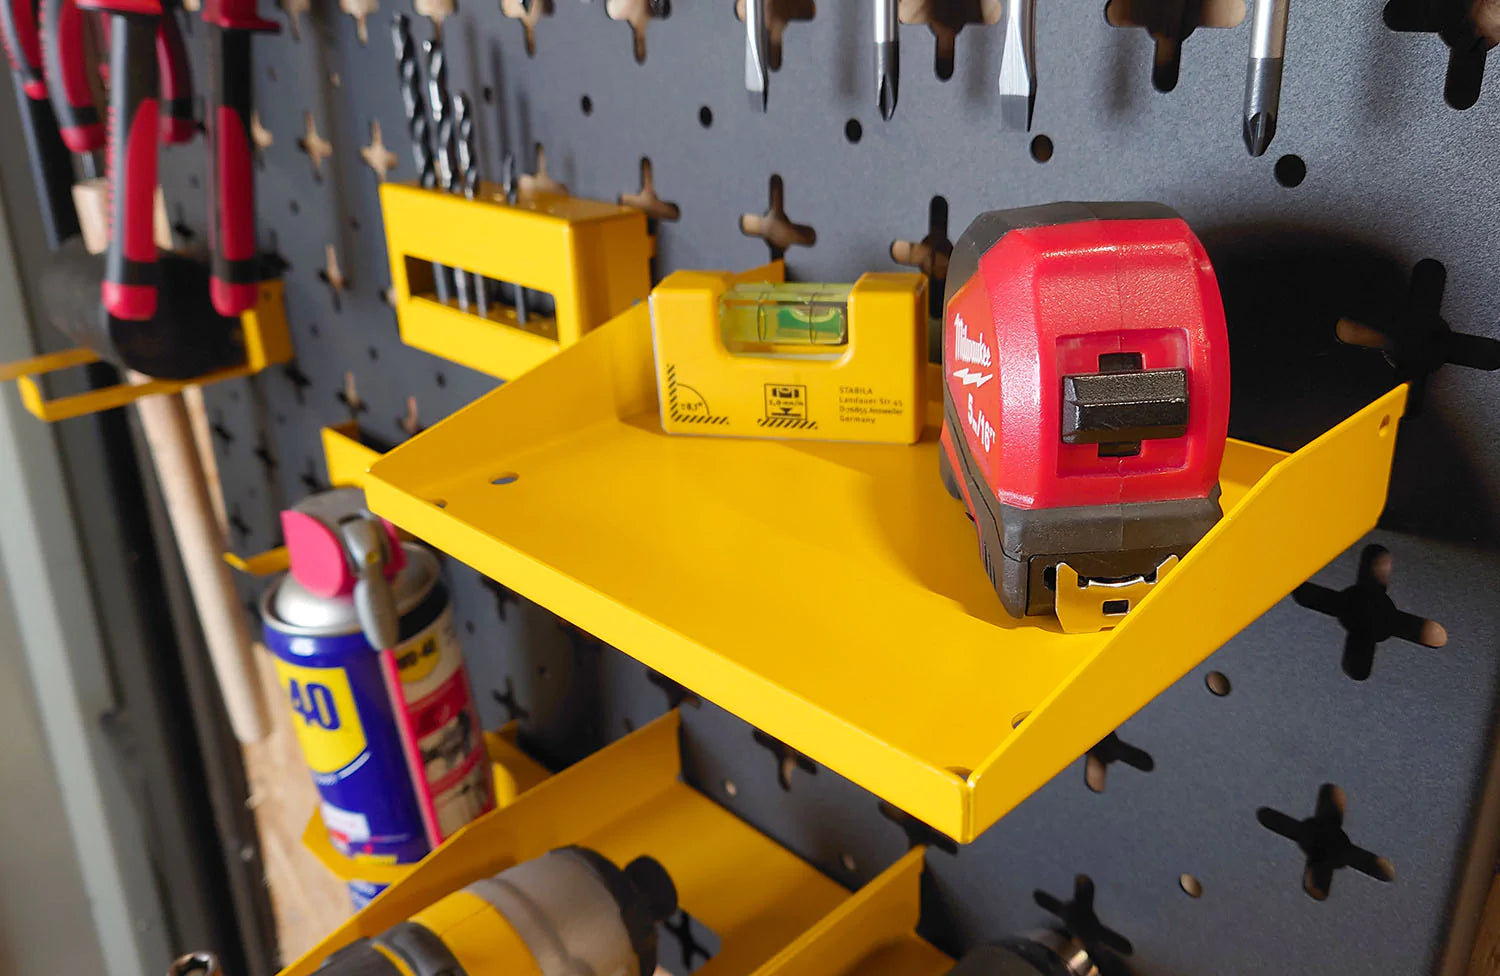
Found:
<box><xmin>723</xmin><ymin>779</ymin><xmax>738</xmax><ymax>797</ymax></box>
<box><xmin>429</xmin><ymin>498</ymin><xmax>447</xmax><ymax>508</ymax></box>
<box><xmin>1379</xmin><ymin>414</ymin><xmax>1392</xmax><ymax>435</ymax></box>
<box><xmin>1030</xmin><ymin>134</ymin><xmax>1054</xmax><ymax>163</ymax></box>
<box><xmin>491</xmin><ymin>472</ymin><xmax>520</xmax><ymax>485</ymax></box>
<box><xmin>1275</xmin><ymin>154</ymin><xmax>1307</xmax><ymax>188</ymax></box>
<box><xmin>1180</xmin><ymin>873</ymin><xmax>1203</xmax><ymax>898</ymax></box>
<box><xmin>845</xmin><ymin>118</ymin><xmax>862</xmax><ymax>143</ymax></box>
<box><xmin>289</xmin><ymin>200</ymin><xmax>300</xmax><ymax>215</ymax></box>
<box><xmin>1205</xmin><ymin>670</ymin><xmax>1231</xmax><ymax>696</ymax></box>
<box><xmin>1011</xmin><ymin>710</ymin><xmax>1030</xmax><ymax>728</ymax></box>
<box><xmin>840</xmin><ymin>852</ymin><xmax>857</xmax><ymax>873</ymax></box>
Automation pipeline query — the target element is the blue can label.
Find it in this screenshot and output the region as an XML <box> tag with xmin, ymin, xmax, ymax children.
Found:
<box><xmin>347</xmin><ymin>879</ymin><xmax>388</xmax><ymax>910</ymax></box>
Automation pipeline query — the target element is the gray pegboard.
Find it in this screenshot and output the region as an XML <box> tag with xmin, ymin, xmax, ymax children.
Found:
<box><xmin>149</xmin><ymin>0</ymin><xmax>1500</xmax><ymax>972</ymax></box>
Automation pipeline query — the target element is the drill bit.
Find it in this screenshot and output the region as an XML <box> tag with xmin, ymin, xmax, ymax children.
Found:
<box><xmin>500</xmin><ymin>153</ymin><xmax>529</xmax><ymax>329</ymax></box>
<box><xmin>453</xmin><ymin>93</ymin><xmax>488</xmax><ymax>319</ymax></box>
<box><xmin>424</xmin><ymin>39</ymin><xmax>470</xmax><ymax>311</ymax></box>
<box><xmin>391</xmin><ymin>15</ymin><xmax>452</xmax><ymax>303</ymax></box>
<box><xmin>997</xmin><ymin>0</ymin><xmax>1037</xmax><ymax>130</ymax></box>
<box><xmin>1242</xmin><ymin>0</ymin><xmax>1289</xmax><ymax>156</ymax></box>
<box><xmin>745</xmin><ymin>0</ymin><xmax>769</xmax><ymax>112</ymax></box>
<box><xmin>875</xmin><ymin>0</ymin><xmax>898</xmax><ymax>120</ymax></box>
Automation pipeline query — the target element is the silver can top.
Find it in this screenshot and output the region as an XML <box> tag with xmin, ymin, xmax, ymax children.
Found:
<box><xmin>262</xmin><ymin>544</ymin><xmax>440</xmax><ymax>637</ymax></box>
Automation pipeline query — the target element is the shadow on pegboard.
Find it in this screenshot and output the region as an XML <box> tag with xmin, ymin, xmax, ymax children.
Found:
<box><xmin>1204</xmin><ymin>225</ymin><xmax>1500</xmax><ymax>546</ymax></box>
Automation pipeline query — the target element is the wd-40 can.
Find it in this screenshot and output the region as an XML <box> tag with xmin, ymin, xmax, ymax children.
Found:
<box><xmin>261</xmin><ymin>490</ymin><xmax>494</xmax><ymax>897</ymax></box>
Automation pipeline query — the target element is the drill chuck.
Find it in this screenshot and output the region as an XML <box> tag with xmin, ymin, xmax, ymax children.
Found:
<box><xmin>317</xmin><ymin>847</ymin><xmax>678</xmax><ymax>976</ymax></box>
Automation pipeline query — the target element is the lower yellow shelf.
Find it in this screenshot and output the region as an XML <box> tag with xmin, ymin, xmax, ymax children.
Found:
<box><xmin>363</xmin><ymin>303</ymin><xmax>1407</xmax><ymax>842</ymax></box>
<box><xmin>281</xmin><ymin>712</ymin><xmax>951</xmax><ymax>976</ymax></box>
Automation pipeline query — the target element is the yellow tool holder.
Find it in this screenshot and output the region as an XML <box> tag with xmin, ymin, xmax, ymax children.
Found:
<box><xmin>301</xmin><ymin>726</ymin><xmax>553</xmax><ymax>893</ymax></box>
<box><xmin>380</xmin><ymin>182</ymin><xmax>652</xmax><ymax>380</ymax></box>
<box><xmin>362</xmin><ymin>302</ymin><xmax>1408</xmax><ymax>843</ymax></box>
<box><xmin>0</xmin><ymin>280</ymin><xmax>292</xmax><ymax>422</ymax></box>
<box><xmin>652</xmin><ymin>263</ymin><xmax>929</xmax><ymax>444</ymax></box>
<box><xmin>280</xmin><ymin>710</ymin><xmax>954</xmax><ymax>976</ymax></box>
<box><xmin>222</xmin><ymin>422</ymin><xmax>384</xmax><ymax>577</ymax></box>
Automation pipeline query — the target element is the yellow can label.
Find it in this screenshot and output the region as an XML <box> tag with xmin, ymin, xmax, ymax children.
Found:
<box><xmin>273</xmin><ymin>658</ymin><xmax>368</xmax><ymax>775</ymax></box>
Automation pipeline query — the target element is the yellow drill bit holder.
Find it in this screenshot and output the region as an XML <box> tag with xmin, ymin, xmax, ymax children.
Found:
<box><xmin>0</xmin><ymin>280</ymin><xmax>292</xmax><ymax>422</ymax></box>
<box><xmin>360</xmin><ymin>300</ymin><xmax>1407</xmax><ymax>843</ymax></box>
<box><xmin>651</xmin><ymin>263</ymin><xmax>928</xmax><ymax>444</ymax></box>
<box><xmin>280</xmin><ymin>710</ymin><xmax>954</xmax><ymax>976</ymax></box>
<box><xmin>380</xmin><ymin>182</ymin><xmax>653</xmax><ymax>380</ymax></box>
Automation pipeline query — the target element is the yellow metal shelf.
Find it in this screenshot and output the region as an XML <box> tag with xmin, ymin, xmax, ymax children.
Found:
<box><xmin>363</xmin><ymin>304</ymin><xmax>1407</xmax><ymax>843</ymax></box>
<box><xmin>281</xmin><ymin>711</ymin><xmax>900</xmax><ymax>976</ymax></box>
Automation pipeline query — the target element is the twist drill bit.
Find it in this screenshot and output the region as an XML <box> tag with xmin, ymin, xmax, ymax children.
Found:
<box><xmin>392</xmin><ymin>15</ymin><xmax>451</xmax><ymax>303</ymax></box>
<box><xmin>453</xmin><ymin>93</ymin><xmax>487</xmax><ymax>318</ymax></box>
<box><xmin>1242</xmin><ymin>0</ymin><xmax>1289</xmax><ymax>156</ymax></box>
<box><xmin>424</xmin><ymin>39</ymin><xmax>469</xmax><ymax>311</ymax></box>
<box><xmin>500</xmin><ymin>153</ymin><xmax>529</xmax><ymax>329</ymax></box>
<box><xmin>997</xmin><ymin>0</ymin><xmax>1037</xmax><ymax>130</ymax></box>
<box><xmin>875</xmin><ymin>0</ymin><xmax>898</xmax><ymax>120</ymax></box>
<box><xmin>745</xmin><ymin>0</ymin><xmax>769</xmax><ymax>112</ymax></box>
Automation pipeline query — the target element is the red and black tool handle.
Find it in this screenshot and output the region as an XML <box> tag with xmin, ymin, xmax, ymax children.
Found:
<box><xmin>3</xmin><ymin>0</ymin><xmax>81</xmax><ymax>247</ymax></box>
<box><xmin>202</xmin><ymin>0</ymin><xmax>275</xmax><ymax>316</ymax></box>
<box><xmin>40</xmin><ymin>0</ymin><xmax>103</xmax><ymax>153</ymax></box>
<box><xmin>78</xmin><ymin>0</ymin><xmax>162</xmax><ymax>320</ymax></box>
<box><xmin>156</xmin><ymin>0</ymin><xmax>193</xmax><ymax>144</ymax></box>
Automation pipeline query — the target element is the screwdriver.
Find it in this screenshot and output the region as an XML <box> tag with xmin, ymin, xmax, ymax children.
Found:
<box><xmin>997</xmin><ymin>0</ymin><xmax>1037</xmax><ymax>130</ymax></box>
<box><xmin>424</xmin><ymin>38</ymin><xmax>470</xmax><ymax>311</ymax></box>
<box><xmin>500</xmin><ymin>153</ymin><xmax>529</xmax><ymax>329</ymax></box>
<box><xmin>874</xmin><ymin>0</ymin><xmax>897</xmax><ymax>120</ymax></box>
<box><xmin>1242</xmin><ymin>0</ymin><xmax>1289</xmax><ymax>156</ymax></box>
<box><xmin>453</xmin><ymin>92</ymin><xmax>487</xmax><ymax>318</ymax></box>
<box><xmin>745</xmin><ymin>0</ymin><xmax>768</xmax><ymax>111</ymax></box>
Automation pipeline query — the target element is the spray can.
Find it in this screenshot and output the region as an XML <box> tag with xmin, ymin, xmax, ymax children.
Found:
<box><xmin>261</xmin><ymin>489</ymin><xmax>494</xmax><ymax>904</ymax></box>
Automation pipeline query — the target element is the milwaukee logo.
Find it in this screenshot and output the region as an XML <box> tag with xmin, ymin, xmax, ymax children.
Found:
<box><xmin>953</xmin><ymin>314</ymin><xmax>992</xmax><ymax>367</ymax></box>
<box><xmin>952</xmin><ymin>367</ymin><xmax>993</xmax><ymax>389</ymax></box>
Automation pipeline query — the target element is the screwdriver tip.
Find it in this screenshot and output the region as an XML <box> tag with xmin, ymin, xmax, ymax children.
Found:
<box><xmin>1242</xmin><ymin>111</ymin><xmax>1277</xmax><ymax>157</ymax></box>
<box><xmin>875</xmin><ymin>41</ymin><xmax>898</xmax><ymax>121</ymax></box>
<box><xmin>877</xmin><ymin>78</ymin><xmax>897</xmax><ymax>121</ymax></box>
<box><xmin>748</xmin><ymin>89</ymin><xmax>767</xmax><ymax>113</ymax></box>
<box><xmin>997</xmin><ymin>94</ymin><xmax>1033</xmax><ymax>132</ymax></box>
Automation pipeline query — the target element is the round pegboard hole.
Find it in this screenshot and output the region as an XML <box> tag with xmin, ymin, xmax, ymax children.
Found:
<box><xmin>1378</xmin><ymin>414</ymin><xmax>1392</xmax><ymax>435</ymax></box>
<box><xmin>1275</xmin><ymin>154</ymin><xmax>1306</xmax><ymax>188</ymax></box>
<box><xmin>845</xmin><ymin>119</ymin><xmax>862</xmax><ymax>144</ymax></box>
<box><xmin>723</xmin><ymin>779</ymin><xmax>738</xmax><ymax>797</ymax></box>
<box><xmin>188</xmin><ymin>174</ymin><xmax>200</xmax><ymax>189</ymax></box>
<box><xmin>309</xmin><ymin>322</ymin><xmax>320</xmax><ymax>337</ymax></box>
<box><xmin>435</xmin><ymin>372</ymin><xmax>447</xmax><ymax>388</ymax></box>
<box><xmin>464</xmin><ymin>619</ymin><xmax>476</xmax><ymax>635</ymax></box>
<box><xmin>1205</xmin><ymin>670</ymin><xmax>1231</xmax><ymax>696</ymax></box>
<box><xmin>350</xmin><ymin>218</ymin><xmax>361</xmax><ymax>231</ymax></box>
<box><xmin>483</xmin><ymin>86</ymin><xmax>495</xmax><ymax>103</ymax></box>
<box><xmin>581</xmin><ymin>94</ymin><xmax>593</xmax><ymax>115</ymax></box>
<box><xmin>1180</xmin><ymin>873</ymin><xmax>1203</xmax><ymax>898</ymax></box>
<box><xmin>1030</xmin><ymin>135</ymin><xmax>1054</xmax><ymax>163</ymax></box>
<box><xmin>367</xmin><ymin>346</ymin><xmax>378</xmax><ymax>361</ymax></box>
<box><xmin>538</xmin><ymin>664</ymin><xmax>549</xmax><ymax>678</ymax></box>
<box><xmin>1011</xmin><ymin>710</ymin><xmax>1030</xmax><ymax>728</ymax></box>
<box><xmin>698</xmin><ymin>105</ymin><xmax>713</xmax><ymax>128</ymax></box>
<box><xmin>840</xmin><ymin>852</ymin><xmax>857</xmax><ymax>873</ymax></box>
<box><xmin>491</xmin><ymin>472</ymin><xmax>519</xmax><ymax>485</ymax></box>
<box><xmin>289</xmin><ymin>200</ymin><xmax>300</xmax><ymax>215</ymax></box>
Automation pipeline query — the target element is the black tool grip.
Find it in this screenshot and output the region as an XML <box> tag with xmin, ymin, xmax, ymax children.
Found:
<box><xmin>4</xmin><ymin>0</ymin><xmax>80</xmax><ymax>247</ymax></box>
<box><xmin>206</xmin><ymin>25</ymin><xmax>258</xmax><ymax>315</ymax></box>
<box><xmin>41</xmin><ymin>0</ymin><xmax>101</xmax><ymax>152</ymax></box>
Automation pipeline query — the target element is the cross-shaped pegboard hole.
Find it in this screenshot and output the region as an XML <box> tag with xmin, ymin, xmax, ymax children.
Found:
<box><xmin>620</xmin><ymin>157</ymin><xmax>681</xmax><ymax>229</ymax></box>
<box><xmin>1292</xmin><ymin>543</ymin><xmax>1448</xmax><ymax>680</ymax></box>
<box><xmin>646</xmin><ymin>668</ymin><xmax>701</xmax><ymax>709</ymax></box>
<box><xmin>1384</xmin><ymin>0</ymin><xmax>1498</xmax><ymax>109</ymax></box>
<box><xmin>877</xmin><ymin>800</ymin><xmax>959</xmax><ymax>854</ymax></box>
<box><xmin>501</xmin><ymin>0</ymin><xmax>549</xmax><ymax>55</ymax></box>
<box><xmin>252</xmin><ymin>439</ymin><xmax>277</xmax><ymax>475</ymax></box>
<box><xmin>481</xmin><ymin>577</ymin><xmax>521</xmax><ymax>621</ymax></box>
<box><xmin>890</xmin><ymin>194</ymin><xmax>952</xmax><ymax>322</ymax></box>
<box><xmin>740</xmin><ymin>174</ymin><xmax>815</xmax><ymax>261</ymax></box>
<box><xmin>734</xmin><ymin>0</ymin><xmax>815</xmax><ymax>72</ymax></box>
<box><xmin>751</xmin><ymin>728</ymin><xmax>816</xmax><ymax>790</ymax></box>
<box><xmin>605</xmin><ymin>0</ymin><xmax>671</xmax><ymax>63</ymax></box>
<box><xmin>900</xmin><ymin>0</ymin><xmax>1001</xmax><ymax>81</ymax></box>
<box><xmin>1084</xmin><ymin>731</ymin><xmax>1155</xmax><ymax>793</ymax></box>
<box><xmin>227</xmin><ymin>506</ymin><xmax>251</xmax><ymax>545</ymax></box>
<box><xmin>210</xmin><ymin>414</ymin><xmax>235</xmax><ymax>444</ymax></box>
<box><xmin>397</xmin><ymin>396</ymin><xmax>422</xmax><ymax>437</ymax></box>
<box><xmin>299</xmin><ymin>458</ymin><xmax>329</xmax><ymax>495</ymax></box>
<box><xmin>1257</xmin><ymin>783</ymin><xmax>1396</xmax><ymax>900</ymax></box>
<box><xmin>338</xmin><ymin>371</ymin><xmax>369</xmax><ymax>416</ymax></box>
<box><xmin>1335</xmin><ymin>258</ymin><xmax>1500</xmax><ymax>415</ymax></box>
<box><xmin>662</xmin><ymin>910</ymin><xmax>718</xmax><ymax>972</ymax></box>
<box><xmin>281</xmin><ymin>363</ymin><xmax>312</xmax><ymax>406</ymax></box>
<box><xmin>491</xmin><ymin>676</ymin><xmax>530</xmax><ymax>721</ymax></box>
<box><xmin>1033</xmin><ymin>874</ymin><xmax>1135</xmax><ymax>959</ymax></box>
<box><xmin>1104</xmin><ymin>0</ymin><xmax>1246</xmax><ymax>92</ymax></box>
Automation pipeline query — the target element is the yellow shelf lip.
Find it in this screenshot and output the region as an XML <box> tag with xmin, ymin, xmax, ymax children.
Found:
<box><xmin>282</xmin><ymin>711</ymin><xmax>852</xmax><ymax>976</ymax></box>
<box><xmin>364</xmin><ymin>304</ymin><xmax>1407</xmax><ymax>843</ymax></box>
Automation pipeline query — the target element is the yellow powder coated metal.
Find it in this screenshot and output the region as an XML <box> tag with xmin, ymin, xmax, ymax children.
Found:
<box><xmin>281</xmin><ymin>711</ymin><xmax>851</xmax><ymax>976</ymax></box>
<box><xmin>301</xmin><ymin>726</ymin><xmax>552</xmax><ymax>892</ymax></box>
<box><xmin>362</xmin><ymin>303</ymin><xmax>1408</xmax><ymax>842</ymax></box>
<box><xmin>1</xmin><ymin>280</ymin><xmax>292</xmax><ymax>422</ymax></box>
<box><xmin>380</xmin><ymin>182</ymin><xmax>652</xmax><ymax>380</ymax></box>
<box><xmin>652</xmin><ymin>268</ymin><xmax>928</xmax><ymax>444</ymax></box>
